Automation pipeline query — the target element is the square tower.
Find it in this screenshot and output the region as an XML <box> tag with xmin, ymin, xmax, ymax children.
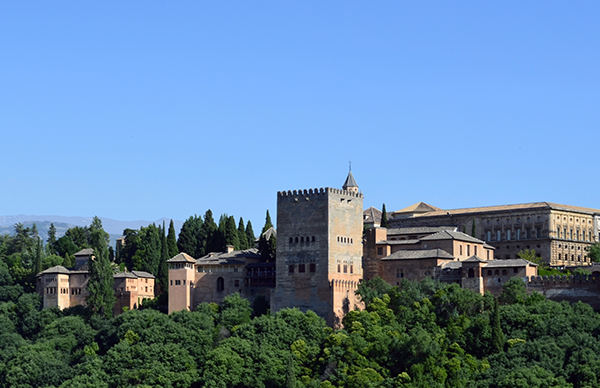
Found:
<box><xmin>272</xmin><ymin>173</ymin><xmax>364</xmax><ymax>327</ymax></box>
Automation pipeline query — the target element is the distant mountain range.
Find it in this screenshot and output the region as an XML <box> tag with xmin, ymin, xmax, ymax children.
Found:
<box><xmin>0</xmin><ymin>215</ymin><xmax>183</xmax><ymax>247</ymax></box>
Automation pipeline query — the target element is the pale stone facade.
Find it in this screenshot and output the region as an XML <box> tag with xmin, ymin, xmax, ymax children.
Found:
<box><xmin>271</xmin><ymin>172</ymin><xmax>364</xmax><ymax>327</ymax></box>
<box><xmin>36</xmin><ymin>249</ymin><xmax>156</xmax><ymax>315</ymax></box>
<box><xmin>167</xmin><ymin>247</ymin><xmax>274</xmax><ymax>314</ymax></box>
<box><xmin>386</xmin><ymin>202</ymin><xmax>600</xmax><ymax>267</ymax></box>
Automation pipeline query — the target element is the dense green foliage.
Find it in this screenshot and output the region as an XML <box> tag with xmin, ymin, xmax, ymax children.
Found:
<box><xmin>2</xmin><ymin>269</ymin><xmax>600</xmax><ymax>387</ymax></box>
<box><xmin>380</xmin><ymin>204</ymin><xmax>388</xmax><ymax>228</ymax></box>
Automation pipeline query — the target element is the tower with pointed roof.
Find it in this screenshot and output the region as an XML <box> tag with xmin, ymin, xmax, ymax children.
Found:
<box><xmin>272</xmin><ymin>172</ymin><xmax>364</xmax><ymax>327</ymax></box>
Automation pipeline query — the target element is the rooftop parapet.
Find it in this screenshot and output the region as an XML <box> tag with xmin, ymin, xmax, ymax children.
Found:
<box><xmin>277</xmin><ymin>187</ymin><xmax>363</xmax><ymax>199</ymax></box>
<box><xmin>526</xmin><ymin>274</ymin><xmax>600</xmax><ymax>285</ymax></box>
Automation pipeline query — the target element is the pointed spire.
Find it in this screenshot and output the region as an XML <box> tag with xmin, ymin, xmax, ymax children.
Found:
<box><xmin>343</xmin><ymin>170</ymin><xmax>358</xmax><ymax>193</ymax></box>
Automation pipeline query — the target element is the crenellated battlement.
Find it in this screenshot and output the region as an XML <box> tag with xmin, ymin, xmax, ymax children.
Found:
<box><xmin>330</xmin><ymin>279</ymin><xmax>361</xmax><ymax>290</ymax></box>
<box><xmin>526</xmin><ymin>274</ymin><xmax>600</xmax><ymax>285</ymax></box>
<box><xmin>277</xmin><ymin>187</ymin><xmax>363</xmax><ymax>198</ymax></box>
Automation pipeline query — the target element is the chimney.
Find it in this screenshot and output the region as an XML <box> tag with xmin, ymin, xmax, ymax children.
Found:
<box><xmin>225</xmin><ymin>245</ymin><xmax>235</xmax><ymax>253</ymax></box>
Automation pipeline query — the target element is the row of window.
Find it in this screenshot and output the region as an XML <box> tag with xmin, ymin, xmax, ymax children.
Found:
<box><xmin>486</xmin><ymin>228</ymin><xmax>541</xmax><ymax>242</ymax></box>
<box><xmin>336</xmin><ymin>264</ymin><xmax>354</xmax><ymax>274</ymax></box>
<box><xmin>44</xmin><ymin>287</ymin><xmax>82</xmax><ymax>295</ymax></box>
<box><xmin>289</xmin><ymin>236</ymin><xmax>316</xmax><ymax>244</ymax></box>
<box><xmin>289</xmin><ymin>263</ymin><xmax>316</xmax><ymax>273</ymax></box>
<box><xmin>337</xmin><ymin>236</ymin><xmax>354</xmax><ymax>244</ymax></box>
<box><xmin>557</xmin><ymin>254</ymin><xmax>587</xmax><ymax>262</ymax></box>
<box><xmin>487</xmin><ymin>216</ymin><xmax>542</xmax><ymax>225</ymax></box>
<box><xmin>556</xmin><ymin>228</ymin><xmax>594</xmax><ymax>241</ymax></box>
<box><xmin>169</xmin><ymin>263</ymin><xmax>194</xmax><ymax>270</ymax></box>
<box><xmin>459</xmin><ymin>245</ymin><xmax>478</xmax><ymax>256</ymax></box>
<box><xmin>197</xmin><ymin>265</ymin><xmax>242</xmax><ymax>273</ymax></box>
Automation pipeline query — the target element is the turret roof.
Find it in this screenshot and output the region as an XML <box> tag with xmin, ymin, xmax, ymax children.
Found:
<box><xmin>343</xmin><ymin>171</ymin><xmax>358</xmax><ymax>189</ymax></box>
<box><xmin>167</xmin><ymin>252</ymin><xmax>196</xmax><ymax>263</ymax></box>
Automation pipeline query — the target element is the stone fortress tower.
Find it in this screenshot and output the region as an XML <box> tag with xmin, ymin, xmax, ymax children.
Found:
<box><xmin>271</xmin><ymin>171</ymin><xmax>365</xmax><ymax>326</ymax></box>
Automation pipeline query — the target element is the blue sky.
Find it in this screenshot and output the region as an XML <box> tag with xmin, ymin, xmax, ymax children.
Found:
<box><xmin>1</xmin><ymin>2</ymin><xmax>599</xmax><ymax>229</ymax></box>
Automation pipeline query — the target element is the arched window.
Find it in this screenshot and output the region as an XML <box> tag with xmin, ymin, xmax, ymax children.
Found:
<box><xmin>312</xmin><ymin>236</ymin><xmax>315</xmax><ymax>242</ymax></box>
<box><xmin>502</xmin><ymin>269</ymin><xmax>507</xmax><ymax>276</ymax></box>
<box><xmin>295</xmin><ymin>237</ymin><xmax>298</xmax><ymax>243</ymax></box>
<box><xmin>494</xmin><ymin>270</ymin><xmax>499</xmax><ymax>276</ymax></box>
<box><xmin>289</xmin><ymin>237</ymin><xmax>293</xmax><ymax>243</ymax></box>
<box><xmin>487</xmin><ymin>270</ymin><xmax>492</xmax><ymax>276</ymax></box>
<box><xmin>301</xmin><ymin>237</ymin><xmax>304</xmax><ymax>242</ymax></box>
<box><xmin>217</xmin><ymin>277</ymin><xmax>224</xmax><ymax>292</ymax></box>
<box><xmin>468</xmin><ymin>268</ymin><xmax>475</xmax><ymax>278</ymax></box>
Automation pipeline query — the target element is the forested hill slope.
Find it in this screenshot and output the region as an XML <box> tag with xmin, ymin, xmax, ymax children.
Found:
<box><xmin>1</xmin><ymin>274</ymin><xmax>600</xmax><ymax>387</ymax></box>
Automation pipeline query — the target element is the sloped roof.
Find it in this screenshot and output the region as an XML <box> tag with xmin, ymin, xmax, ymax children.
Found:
<box><xmin>131</xmin><ymin>270</ymin><xmax>155</xmax><ymax>278</ymax></box>
<box><xmin>38</xmin><ymin>265</ymin><xmax>70</xmax><ymax>275</ymax></box>
<box><xmin>167</xmin><ymin>252</ymin><xmax>196</xmax><ymax>263</ymax></box>
<box><xmin>415</xmin><ymin>202</ymin><xmax>600</xmax><ymax>218</ymax></box>
<box><xmin>343</xmin><ymin>171</ymin><xmax>358</xmax><ymax>189</ymax></box>
<box><xmin>463</xmin><ymin>255</ymin><xmax>487</xmax><ymax>263</ymax></box>
<box><xmin>377</xmin><ymin>239</ymin><xmax>421</xmax><ymax>245</ymax></box>
<box><xmin>363</xmin><ymin>207</ymin><xmax>382</xmax><ymax>224</ymax></box>
<box><xmin>387</xmin><ymin>226</ymin><xmax>456</xmax><ymax>236</ymax></box>
<box><xmin>484</xmin><ymin>259</ymin><xmax>538</xmax><ymax>268</ymax></box>
<box><xmin>393</xmin><ymin>202</ymin><xmax>442</xmax><ymax>215</ymax></box>
<box><xmin>196</xmin><ymin>248</ymin><xmax>261</xmax><ymax>265</ymax></box>
<box><xmin>74</xmin><ymin>248</ymin><xmax>94</xmax><ymax>256</ymax></box>
<box><xmin>261</xmin><ymin>227</ymin><xmax>277</xmax><ymax>241</ymax></box>
<box><xmin>381</xmin><ymin>248</ymin><xmax>454</xmax><ymax>261</ymax></box>
<box><xmin>114</xmin><ymin>272</ymin><xmax>137</xmax><ymax>279</ymax></box>
<box><xmin>420</xmin><ymin>230</ymin><xmax>485</xmax><ymax>244</ymax></box>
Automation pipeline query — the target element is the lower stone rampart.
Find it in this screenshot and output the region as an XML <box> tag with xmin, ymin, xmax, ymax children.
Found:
<box><xmin>525</xmin><ymin>275</ymin><xmax>600</xmax><ymax>310</ymax></box>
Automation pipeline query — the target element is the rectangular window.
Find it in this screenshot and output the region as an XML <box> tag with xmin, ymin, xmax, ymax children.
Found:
<box><xmin>309</xmin><ymin>263</ymin><xmax>316</xmax><ymax>272</ymax></box>
<box><xmin>474</xmin><ymin>246</ymin><xmax>478</xmax><ymax>256</ymax></box>
<box><xmin>337</xmin><ymin>264</ymin><xmax>341</xmax><ymax>273</ymax></box>
<box><xmin>460</xmin><ymin>245</ymin><xmax>462</xmax><ymax>255</ymax></box>
<box><xmin>517</xmin><ymin>229</ymin><xmax>521</xmax><ymax>240</ymax></box>
<box><xmin>175</xmin><ymin>280</ymin><xmax>181</xmax><ymax>285</ymax></box>
<box><xmin>526</xmin><ymin>229</ymin><xmax>531</xmax><ymax>239</ymax></box>
<box><xmin>299</xmin><ymin>264</ymin><xmax>306</xmax><ymax>273</ymax></box>
<box><xmin>497</xmin><ymin>230</ymin><xmax>502</xmax><ymax>241</ymax></box>
<box><xmin>289</xmin><ymin>265</ymin><xmax>294</xmax><ymax>274</ymax></box>
<box><xmin>396</xmin><ymin>268</ymin><xmax>404</xmax><ymax>278</ymax></box>
<box><xmin>537</xmin><ymin>228</ymin><xmax>541</xmax><ymax>238</ymax></box>
<box><xmin>234</xmin><ymin>280</ymin><xmax>239</xmax><ymax>287</ymax></box>
<box><xmin>183</xmin><ymin>280</ymin><xmax>186</xmax><ymax>285</ymax></box>
<box><xmin>343</xmin><ymin>265</ymin><xmax>347</xmax><ymax>273</ymax></box>
<box><xmin>513</xmin><ymin>267</ymin><xmax>518</xmax><ymax>274</ymax></box>
<box><xmin>377</xmin><ymin>247</ymin><xmax>383</xmax><ymax>255</ymax></box>
<box><xmin>557</xmin><ymin>228</ymin><xmax>560</xmax><ymax>238</ymax></box>
<box><xmin>570</xmin><ymin>229</ymin><xmax>573</xmax><ymax>239</ymax></box>
<box><xmin>467</xmin><ymin>245</ymin><xmax>470</xmax><ymax>256</ymax></box>
<box><xmin>486</xmin><ymin>231</ymin><xmax>491</xmax><ymax>242</ymax></box>
<box><xmin>170</xmin><ymin>280</ymin><xmax>173</xmax><ymax>286</ymax></box>
<box><xmin>506</xmin><ymin>230</ymin><xmax>511</xmax><ymax>241</ymax></box>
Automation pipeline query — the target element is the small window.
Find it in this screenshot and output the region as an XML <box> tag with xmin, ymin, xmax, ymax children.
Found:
<box><xmin>299</xmin><ymin>264</ymin><xmax>306</xmax><ymax>273</ymax></box>
<box><xmin>289</xmin><ymin>265</ymin><xmax>294</xmax><ymax>274</ymax></box>
<box><xmin>312</xmin><ymin>236</ymin><xmax>315</xmax><ymax>242</ymax></box>
<box><xmin>337</xmin><ymin>264</ymin><xmax>341</xmax><ymax>273</ymax></box>
<box><xmin>468</xmin><ymin>268</ymin><xmax>474</xmax><ymax>278</ymax></box>
<box><xmin>217</xmin><ymin>277</ymin><xmax>224</xmax><ymax>291</ymax></box>
<box><xmin>289</xmin><ymin>237</ymin><xmax>293</xmax><ymax>243</ymax></box>
<box><xmin>377</xmin><ymin>247</ymin><xmax>383</xmax><ymax>255</ymax></box>
<box><xmin>295</xmin><ymin>237</ymin><xmax>299</xmax><ymax>243</ymax></box>
<box><xmin>234</xmin><ymin>280</ymin><xmax>239</xmax><ymax>287</ymax></box>
<box><xmin>175</xmin><ymin>280</ymin><xmax>181</xmax><ymax>285</ymax></box>
<box><xmin>343</xmin><ymin>265</ymin><xmax>347</xmax><ymax>273</ymax></box>
<box><xmin>309</xmin><ymin>263</ymin><xmax>316</xmax><ymax>272</ymax></box>
<box><xmin>487</xmin><ymin>270</ymin><xmax>492</xmax><ymax>276</ymax></box>
<box><xmin>301</xmin><ymin>237</ymin><xmax>304</xmax><ymax>243</ymax></box>
<box><xmin>502</xmin><ymin>269</ymin><xmax>507</xmax><ymax>276</ymax></box>
<box><xmin>350</xmin><ymin>265</ymin><xmax>353</xmax><ymax>274</ymax></box>
<box><xmin>513</xmin><ymin>267</ymin><xmax>518</xmax><ymax>273</ymax></box>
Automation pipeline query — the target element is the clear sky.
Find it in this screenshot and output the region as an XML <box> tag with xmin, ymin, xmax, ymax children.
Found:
<box><xmin>1</xmin><ymin>2</ymin><xmax>599</xmax><ymax>229</ymax></box>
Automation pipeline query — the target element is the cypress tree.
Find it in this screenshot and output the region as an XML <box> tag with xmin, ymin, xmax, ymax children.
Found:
<box><xmin>225</xmin><ymin>216</ymin><xmax>241</xmax><ymax>250</ymax></box>
<box><xmin>238</xmin><ymin>217</ymin><xmax>248</xmax><ymax>250</ymax></box>
<box><xmin>203</xmin><ymin>210</ymin><xmax>219</xmax><ymax>254</ymax></box>
<box><xmin>472</xmin><ymin>218</ymin><xmax>476</xmax><ymax>238</ymax></box>
<box><xmin>246</xmin><ymin>221</ymin><xmax>256</xmax><ymax>248</ymax></box>
<box><xmin>177</xmin><ymin>216</ymin><xmax>199</xmax><ymax>257</ymax></box>
<box><xmin>491</xmin><ymin>297</ymin><xmax>505</xmax><ymax>353</ymax></box>
<box><xmin>167</xmin><ymin>220</ymin><xmax>178</xmax><ymax>258</ymax></box>
<box><xmin>381</xmin><ymin>204</ymin><xmax>389</xmax><ymax>228</ymax></box>
<box><xmin>47</xmin><ymin>223</ymin><xmax>57</xmax><ymax>255</ymax></box>
<box><xmin>262</xmin><ymin>210</ymin><xmax>273</xmax><ymax>233</ymax></box>
<box><xmin>158</xmin><ymin>221</ymin><xmax>169</xmax><ymax>294</ymax></box>
<box><xmin>86</xmin><ymin>216</ymin><xmax>116</xmax><ymax>317</ymax></box>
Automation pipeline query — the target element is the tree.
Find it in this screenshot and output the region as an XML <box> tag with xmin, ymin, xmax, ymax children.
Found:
<box><xmin>491</xmin><ymin>297</ymin><xmax>505</xmax><ymax>353</ymax></box>
<box><xmin>202</xmin><ymin>210</ymin><xmax>219</xmax><ymax>254</ymax></box>
<box><xmin>167</xmin><ymin>220</ymin><xmax>178</xmax><ymax>258</ymax></box>
<box><xmin>262</xmin><ymin>210</ymin><xmax>273</xmax><ymax>233</ymax></box>
<box><xmin>46</xmin><ymin>223</ymin><xmax>57</xmax><ymax>255</ymax></box>
<box><xmin>381</xmin><ymin>204</ymin><xmax>388</xmax><ymax>228</ymax></box>
<box><xmin>158</xmin><ymin>221</ymin><xmax>169</xmax><ymax>293</ymax></box>
<box><xmin>518</xmin><ymin>249</ymin><xmax>540</xmax><ymax>264</ymax></box>
<box><xmin>238</xmin><ymin>217</ymin><xmax>248</xmax><ymax>250</ymax></box>
<box><xmin>586</xmin><ymin>243</ymin><xmax>600</xmax><ymax>262</ymax></box>
<box><xmin>225</xmin><ymin>216</ymin><xmax>240</xmax><ymax>250</ymax></box>
<box><xmin>177</xmin><ymin>216</ymin><xmax>199</xmax><ymax>257</ymax></box>
<box><xmin>86</xmin><ymin>217</ymin><xmax>115</xmax><ymax>317</ymax></box>
<box><xmin>471</xmin><ymin>218</ymin><xmax>476</xmax><ymax>238</ymax></box>
<box><xmin>246</xmin><ymin>220</ymin><xmax>256</xmax><ymax>248</ymax></box>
